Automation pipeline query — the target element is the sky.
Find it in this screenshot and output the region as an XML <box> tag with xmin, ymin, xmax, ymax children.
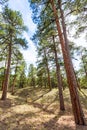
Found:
<box><xmin>1</xmin><ymin>0</ymin><xmax>87</xmax><ymax>69</ymax></box>
<box><xmin>8</xmin><ymin>0</ymin><xmax>37</xmax><ymax>67</ymax></box>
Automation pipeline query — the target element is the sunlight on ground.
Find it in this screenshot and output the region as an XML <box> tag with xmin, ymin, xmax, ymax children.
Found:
<box><xmin>0</xmin><ymin>88</ymin><xmax>87</xmax><ymax>130</ymax></box>
<box><xmin>11</xmin><ymin>104</ymin><xmax>40</xmax><ymax>113</ymax></box>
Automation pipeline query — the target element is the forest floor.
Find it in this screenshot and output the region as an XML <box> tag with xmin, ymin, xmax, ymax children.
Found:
<box><xmin>0</xmin><ymin>87</ymin><xmax>87</xmax><ymax>130</ymax></box>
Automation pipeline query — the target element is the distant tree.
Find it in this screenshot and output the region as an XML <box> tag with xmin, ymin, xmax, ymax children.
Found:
<box><xmin>37</xmin><ymin>43</ymin><xmax>52</xmax><ymax>90</ymax></box>
<box><xmin>11</xmin><ymin>50</ymin><xmax>24</xmax><ymax>94</ymax></box>
<box><xmin>50</xmin><ymin>0</ymin><xmax>85</xmax><ymax>125</ymax></box>
<box><xmin>18</xmin><ymin>61</ymin><xmax>27</xmax><ymax>88</ymax></box>
<box><xmin>29</xmin><ymin>0</ymin><xmax>86</xmax><ymax>125</ymax></box>
<box><xmin>27</xmin><ymin>64</ymin><xmax>37</xmax><ymax>88</ymax></box>
<box><xmin>1</xmin><ymin>6</ymin><xmax>28</xmax><ymax>100</ymax></box>
<box><xmin>37</xmin><ymin>67</ymin><xmax>47</xmax><ymax>88</ymax></box>
<box><xmin>52</xmin><ymin>35</ymin><xmax>65</xmax><ymax>110</ymax></box>
<box><xmin>80</xmin><ymin>48</ymin><xmax>87</xmax><ymax>78</ymax></box>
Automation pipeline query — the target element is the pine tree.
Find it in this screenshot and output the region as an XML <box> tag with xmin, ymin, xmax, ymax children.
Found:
<box><xmin>1</xmin><ymin>6</ymin><xmax>28</xmax><ymax>100</ymax></box>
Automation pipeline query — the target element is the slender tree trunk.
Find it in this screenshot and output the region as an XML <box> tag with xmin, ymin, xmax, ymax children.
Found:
<box><xmin>81</xmin><ymin>52</ymin><xmax>87</xmax><ymax>78</ymax></box>
<box><xmin>50</xmin><ymin>0</ymin><xmax>86</xmax><ymax>125</ymax></box>
<box><xmin>32</xmin><ymin>77</ymin><xmax>35</xmax><ymax>88</ymax></box>
<box><xmin>44</xmin><ymin>48</ymin><xmax>52</xmax><ymax>90</ymax></box>
<box><xmin>58</xmin><ymin>1</ymin><xmax>81</xmax><ymax>89</ymax></box>
<box><xmin>58</xmin><ymin>0</ymin><xmax>80</xmax><ymax>89</ymax></box>
<box><xmin>44</xmin><ymin>71</ymin><xmax>47</xmax><ymax>88</ymax></box>
<box><xmin>53</xmin><ymin>35</ymin><xmax>65</xmax><ymax>111</ymax></box>
<box><xmin>11</xmin><ymin>77</ymin><xmax>16</xmax><ymax>95</ymax></box>
<box><xmin>41</xmin><ymin>75</ymin><xmax>43</xmax><ymax>88</ymax></box>
<box><xmin>74</xmin><ymin>70</ymin><xmax>81</xmax><ymax>90</ymax></box>
<box><xmin>11</xmin><ymin>76</ymin><xmax>16</xmax><ymax>95</ymax></box>
<box><xmin>1</xmin><ymin>60</ymin><xmax>7</xmax><ymax>91</ymax></box>
<box><xmin>61</xmin><ymin>73</ymin><xmax>66</xmax><ymax>90</ymax></box>
<box><xmin>11</xmin><ymin>62</ymin><xmax>18</xmax><ymax>95</ymax></box>
<box><xmin>1</xmin><ymin>42</ymin><xmax>12</xmax><ymax>100</ymax></box>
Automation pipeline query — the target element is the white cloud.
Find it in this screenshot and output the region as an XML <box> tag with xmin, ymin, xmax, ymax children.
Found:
<box><xmin>8</xmin><ymin>0</ymin><xmax>37</xmax><ymax>36</ymax></box>
<box><xmin>0</xmin><ymin>5</ymin><xmax>2</xmax><ymax>11</ymax></box>
<box><xmin>21</xmin><ymin>32</ymin><xmax>37</xmax><ymax>67</ymax></box>
<box><xmin>8</xmin><ymin>0</ymin><xmax>37</xmax><ymax>66</ymax></box>
<box><xmin>8</xmin><ymin>0</ymin><xmax>87</xmax><ymax>69</ymax></box>
<box><xmin>74</xmin><ymin>37</ymin><xmax>87</xmax><ymax>47</ymax></box>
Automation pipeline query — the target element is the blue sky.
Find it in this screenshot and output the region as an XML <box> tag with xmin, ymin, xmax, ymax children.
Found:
<box><xmin>8</xmin><ymin>0</ymin><xmax>87</xmax><ymax>69</ymax></box>
<box><xmin>8</xmin><ymin>0</ymin><xmax>37</xmax><ymax>67</ymax></box>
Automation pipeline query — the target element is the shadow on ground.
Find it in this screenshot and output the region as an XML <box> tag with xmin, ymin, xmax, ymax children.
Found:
<box><xmin>0</xmin><ymin>88</ymin><xmax>87</xmax><ymax>130</ymax></box>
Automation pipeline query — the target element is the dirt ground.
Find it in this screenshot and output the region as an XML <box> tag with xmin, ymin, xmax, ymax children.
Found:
<box><xmin>0</xmin><ymin>88</ymin><xmax>87</xmax><ymax>130</ymax></box>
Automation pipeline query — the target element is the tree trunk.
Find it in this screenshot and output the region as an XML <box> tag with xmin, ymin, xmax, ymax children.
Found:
<box><xmin>58</xmin><ymin>0</ymin><xmax>80</xmax><ymax>90</ymax></box>
<box><xmin>74</xmin><ymin>69</ymin><xmax>81</xmax><ymax>90</ymax></box>
<box><xmin>11</xmin><ymin>62</ymin><xmax>18</xmax><ymax>95</ymax></box>
<box><xmin>81</xmin><ymin>52</ymin><xmax>87</xmax><ymax>78</ymax></box>
<box><xmin>53</xmin><ymin>35</ymin><xmax>65</xmax><ymax>111</ymax></box>
<box><xmin>50</xmin><ymin>0</ymin><xmax>86</xmax><ymax>125</ymax></box>
<box><xmin>1</xmin><ymin>60</ymin><xmax>7</xmax><ymax>91</ymax></box>
<box><xmin>11</xmin><ymin>76</ymin><xmax>16</xmax><ymax>95</ymax></box>
<box><xmin>44</xmin><ymin>48</ymin><xmax>52</xmax><ymax>90</ymax></box>
<box><xmin>1</xmin><ymin>43</ymin><xmax>12</xmax><ymax>100</ymax></box>
<box><xmin>44</xmin><ymin>71</ymin><xmax>47</xmax><ymax>88</ymax></box>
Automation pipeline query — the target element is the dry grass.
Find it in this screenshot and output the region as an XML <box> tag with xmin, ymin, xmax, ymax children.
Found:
<box><xmin>0</xmin><ymin>88</ymin><xmax>87</xmax><ymax>130</ymax></box>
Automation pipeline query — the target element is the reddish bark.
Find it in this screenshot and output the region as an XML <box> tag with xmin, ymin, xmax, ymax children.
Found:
<box><xmin>1</xmin><ymin>43</ymin><xmax>12</xmax><ymax>100</ymax></box>
<box><xmin>53</xmin><ymin>35</ymin><xmax>65</xmax><ymax>111</ymax></box>
<box><xmin>50</xmin><ymin>0</ymin><xmax>86</xmax><ymax>125</ymax></box>
<box><xmin>11</xmin><ymin>63</ymin><xmax>18</xmax><ymax>95</ymax></box>
<box><xmin>44</xmin><ymin>48</ymin><xmax>52</xmax><ymax>90</ymax></box>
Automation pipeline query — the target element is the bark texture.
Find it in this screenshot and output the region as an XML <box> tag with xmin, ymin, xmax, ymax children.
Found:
<box><xmin>53</xmin><ymin>35</ymin><xmax>65</xmax><ymax>111</ymax></box>
<box><xmin>44</xmin><ymin>48</ymin><xmax>52</xmax><ymax>90</ymax></box>
<box><xmin>11</xmin><ymin>61</ymin><xmax>18</xmax><ymax>95</ymax></box>
<box><xmin>1</xmin><ymin>43</ymin><xmax>12</xmax><ymax>100</ymax></box>
<box><xmin>50</xmin><ymin>0</ymin><xmax>86</xmax><ymax>125</ymax></box>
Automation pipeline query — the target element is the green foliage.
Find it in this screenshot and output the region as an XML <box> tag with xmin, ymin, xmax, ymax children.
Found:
<box><xmin>0</xmin><ymin>6</ymin><xmax>28</xmax><ymax>93</ymax></box>
<box><xmin>80</xmin><ymin>76</ymin><xmax>87</xmax><ymax>89</ymax></box>
<box><xmin>0</xmin><ymin>0</ymin><xmax>8</xmax><ymax>5</ymax></box>
<box><xmin>27</xmin><ymin>64</ymin><xmax>37</xmax><ymax>88</ymax></box>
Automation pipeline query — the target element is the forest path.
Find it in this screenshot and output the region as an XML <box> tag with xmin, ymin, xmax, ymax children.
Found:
<box><xmin>0</xmin><ymin>88</ymin><xmax>87</xmax><ymax>130</ymax></box>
